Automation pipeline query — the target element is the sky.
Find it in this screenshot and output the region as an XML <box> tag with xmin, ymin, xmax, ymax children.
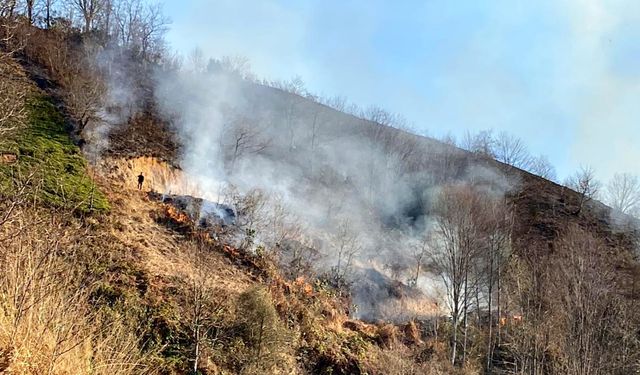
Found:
<box><xmin>163</xmin><ymin>0</ymin><xmax>640</xmax><ymax>182</ymax></box>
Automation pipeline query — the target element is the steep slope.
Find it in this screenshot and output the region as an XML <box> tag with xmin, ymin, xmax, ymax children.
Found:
<box><xmin>2</xmin><ymin>31</ymin><xmax>639</xmax><ymax>373</ymax></box>
<box><xmin>102</xmin><ymin>72</ymin><xmax>640</xmax><ymax>373</ymax></box>
<box><xmin>108</xmin><ymin>74</ymin><xmax>640</xmax><ymax>264</ymax></box>
<box><xmin>0</xmin><ymin>54</ymin><xmax>459</xmax><ymax>374</ymax></box>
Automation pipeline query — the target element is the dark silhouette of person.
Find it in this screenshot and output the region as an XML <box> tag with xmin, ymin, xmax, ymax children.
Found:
<box><xmin>137</xmin><ymin>173</ymin><xmax>144</xmax><ymax>190</ymax></box>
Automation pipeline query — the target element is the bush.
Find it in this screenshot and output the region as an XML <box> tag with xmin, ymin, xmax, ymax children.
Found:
<box><xmin>234</xmin><ymin>287</ymin><xmax>295</xmax><ymax>374</ymax></box>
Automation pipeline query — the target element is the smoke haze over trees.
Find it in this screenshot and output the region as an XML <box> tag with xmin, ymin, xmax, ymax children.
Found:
<box><xmin>0</xmin><ymin>0</ymin><xmax>639</xmax><ymax>373</ymax></box>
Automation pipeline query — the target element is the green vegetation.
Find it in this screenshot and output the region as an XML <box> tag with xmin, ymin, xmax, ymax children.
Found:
<box><xmin>0</xmin><ymin>96</ymin><xmax>108</xmax><ymax>213</ymax></box>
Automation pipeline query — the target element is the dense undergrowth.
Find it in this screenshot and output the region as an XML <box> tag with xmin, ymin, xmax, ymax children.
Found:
<box><xmin>0</xmin><ymin>96</ymin><xmax>108</xmax><ymax>213</ymax></box>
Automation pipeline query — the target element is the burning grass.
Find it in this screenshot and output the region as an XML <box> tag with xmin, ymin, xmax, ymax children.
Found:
<box><xmin>144</xmin><ymin>189</ymin><xmax>462</xmax><ymax>374</ymax></box>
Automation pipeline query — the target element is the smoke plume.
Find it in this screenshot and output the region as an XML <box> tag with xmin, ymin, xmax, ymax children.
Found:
<box><xmin>95</xmin><ymin>57</ymin><xmax>517</xmax><ymax>321</ymax></box>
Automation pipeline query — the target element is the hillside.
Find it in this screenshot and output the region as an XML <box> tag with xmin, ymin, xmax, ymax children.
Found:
<box><xmin>0</xmin><ymin>53</ymin><xmax>460</xmax><ymax>374</ymax></box>
<box><xmin>0</xmin><ymin>16</ymin><xmax>638</xmax><ymax>375</ymax></box>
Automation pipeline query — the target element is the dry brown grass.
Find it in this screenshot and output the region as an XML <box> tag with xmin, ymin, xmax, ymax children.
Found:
<box><xmin>0</xmin><ymin>204</ymin><xmax>154</xmax><ymax>374</ymax></box>
<box><xmin>87</xmin><ymin>156</ymin><xmax>471</xmax><ymax>374</ymax></box>
<box><xmin>0</xmin><ymin>55</ymin><xmax>30</xmax><ymax>138</ymax></box>
<box><xmin>95</xmin><ymin>171</ymin><xmax>256</xmax><ymax>295</ymax></box>
<box><xmin>98</xmin><ymin>156</ymin><xmax>208</xmax><ymax>198</ymax></box>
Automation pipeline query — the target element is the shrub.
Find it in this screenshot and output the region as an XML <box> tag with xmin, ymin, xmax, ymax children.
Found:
<box><xmin>234</xmin><ymin>287</ymin><xmax>295</xmax><ymax>374</ymax></box>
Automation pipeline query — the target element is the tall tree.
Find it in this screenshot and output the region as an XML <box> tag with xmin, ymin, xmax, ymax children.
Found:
<box><xmin>494</xmin><ymin>131</ymin><xmax>532</xmax><ymax>169</ymax></box>
<box><xmin>566</xmin><ymin>166</ymin><xmax>601</xmax><ymax>215</ymax></box>
<box><xmin>606</xmin><ymin>173</ymin><xmax>640</xmax><ymax>217</ymax></box>
<box><xmin>431</xmin><ymin>185</ymin><xmax>483</xmax><ymax>366</ymax></box>
<box><xmin>25</xmin><ymin>0</ymin><xmax>35</xmax><ymax>24</ymax></box>
<box><xmin>43</xmin><ymin>0</ymin><xmax>56</xmax><ymax>28</ymax></box>
<box><xmin>477</xmin><ymin>196</ymin><xmax>511</xmax><ymax>371</ymax></box>
<box><xmin>528</xmin><ymin>154</ymin><xmax>557</xmax><ymax>181</ymax></box>
<box><xmin>71</xmin><ymin>0</ymin><xmax>104</xmax><ymax>32</ymax></box>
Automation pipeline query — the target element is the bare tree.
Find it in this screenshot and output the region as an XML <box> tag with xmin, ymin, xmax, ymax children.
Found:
<box><xmin>408</xmin><ymin>232</ymin><xmax>431</xmax><ymax>288</ymax></box>
<box><xmin>306</xmin><ymin>106</ymin><xmax>334</xmax><ymax>177</ymax></box>
<box><xmin>461</xmin><ymin>129</ymin><xmax>496</xmax><ymax>158</ymax></box>
<box><xmin>263</xmin><ymin>197</ymin><xmax>319</xmax><ymax>280</ymax></box>
<box><xmin>275</xmin><ymin>77</ymin><xmax>307</xmax><ymax>152</ymax></box>
<box><xmin>136</xmin><ymin>1</ymin><xmax>168</xmax><ymax>59</ymax></box>
<box><xmin>223</xmin><ymin>187</ymin><xmax>267</xmax><ymax>250</ymax></box>
<box><xmin>565</xmin><ymin>166</ymin><xmax>601</xmax><ymax>215</ymax></box>
<box><xmin>186</xmin><ymin>239</ymin><xmax>225</xmax><ymax>375</ymax></box>
<box><xmin>62</xmin><ymin>69</ymin><xmax>105</xmax><ymax>135</ymax></box>
<box><xmin>439</xmin><ymin>132</ymin><xmax>458</xmax><ymax>147</ymax></box>
<box><xmin>25</xmin><ymin>0</ymin><xmax>35</xmax><ymax>24</ymax></box>
<box><xmin>0</xmin><ymin>1</ymin><xmax>23</xmax><ymax>56</ymax></box>
<box><xmin>319</xmin><ymin>95</ymin><xmax>348</xmax><ymax>112</ymax></box>
<box><xmin>221</xmin><ymin>115</ymin><xmax>270</xmax><ymax>170</ymax></box>
<box><xmin>70</xmin><ymin>0</ymin><xmax>104</xmax><ymax>32</ymax></box>
<box><xmin>111</xmin><ymin>0</ymin><xmax>168</xmax><ymax>60</ymax></box>
<box><xmin>0</xmin><ymin>63</ymin><xmax>27</xmax><ymax>136</ymax></box>
<box><xmin>494</xmin><ymin>131</ymin><xmax>532</xmax><ymax>169</ymax></box>
<box><xmin>328</xmin><ymin>219</ymin><xmax>361</xmax><ymax>291</ymax></box>
<box><xmin>430</xmin><ymin>185</ymin><xmax>483</xmax><ymax>366</ymax></box>
<box><xmin>528</xmin><ymin>154</ymin><xmax>557</xmax><ymax>181</ymax></box>
<box><xmin>43</xmin><ymin>0</ymin><xmax>56</xmax><ymax>28</ymax></box>
<box><xmin>548</xmin><ymin>226</ymin><xmax>631</xmax><ymax>375</ymax></box>
<box><xmin>477</xmin><ymin>196</ymin><xmax>512</xmax><ymax>371</ymax></box>
<box><xmin>273</xmin><ymin>75</ymin><xmax>306</xmax><ymax>96</ymax></box>
<box><xmin>187</xmin><ymin>47</ymin><xmax>206</xmax><ymax>73</ymax></box>
<box><xmin>504</xmin><ymin>252</ymin><xmax>551</xmax><ymax>375</ymax></box>
<box><xmin>0</xmin><ymin>0</ymin><xmax>18</xmax><ymax>18</ymax></box>
<box><xmin>605</xmin><ymin>173</ymin><xmax>640</xmax><ymax>217</ymax></box>
<box><xmin>207</xmin><ymin>55</ymin><xmax>255</xmax><ymax>81</ymax></box>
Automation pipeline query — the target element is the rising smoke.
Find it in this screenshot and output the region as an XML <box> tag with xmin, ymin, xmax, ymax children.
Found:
<box><xmin>93</xmin><ymin>53</ymin><xmax>516</xmax><ymax>321</ymax></box>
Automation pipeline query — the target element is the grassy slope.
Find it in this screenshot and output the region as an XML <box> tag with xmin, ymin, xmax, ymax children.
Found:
<box><xmin>0</xmin><ymin>58</ymin><xmax>436</xmax><ymax>374</ymax></box>
<box><xmin>0</xmin><ymin>96</ymin><xmax>108</xmax><ymax>213</ymax></box>
<box><xmin>7</xmin><ymin>48</ymin><xmax>636</xmax><ymax>373</ymax></box>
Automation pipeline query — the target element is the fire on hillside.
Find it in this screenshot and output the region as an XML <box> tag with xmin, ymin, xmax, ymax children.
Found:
<box><xmin>149</xmin><ymin>191</ymin><xmax>236</xmax><ymax>230</ymax></box>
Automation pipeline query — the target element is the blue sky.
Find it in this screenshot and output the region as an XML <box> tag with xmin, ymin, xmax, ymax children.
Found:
<box><xmin>163</xmin><ymin>0</ymin><xmax>640</xmax><ymax>181</ymax></box>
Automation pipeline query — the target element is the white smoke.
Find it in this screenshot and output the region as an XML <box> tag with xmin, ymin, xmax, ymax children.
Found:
<box><xmin>148</xmin><ymin>60</ymin><xmax>517</xmax><ymax>321</ymax></box>
<box><xmin>83</xmin><ymin>47</ymin><xmax>143</xmax><ymax>162</ymax></box>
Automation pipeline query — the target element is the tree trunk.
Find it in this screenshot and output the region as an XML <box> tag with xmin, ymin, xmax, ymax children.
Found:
<box><xmin>462</xmin><ymin>268</ymin><xmax>469</xmax><ymax>366</ymax></box>
<box><xmin>451</xmin><ymin>318</ymin><xmax>458</xmax><ymax>366</ymax></box>
<box><xmin>486</xmin><ymin>247</ymin><xmax>495</xmax><ymax>371</ymax></box>
<box><xmin>26</xmin><ymin>0</ymin><xmax>33</xmax><ymax>25</ymax></box>
<box><xmin>46</xmin><ymin>3</ymin><xmax>51</xmax><ymax>29</ymax></box>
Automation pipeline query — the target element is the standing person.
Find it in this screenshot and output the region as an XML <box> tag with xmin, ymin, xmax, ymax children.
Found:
<box><xmin>137</xmin><ymin>173</ymin><xmax>144</xmax><ymax>190</ymax></box>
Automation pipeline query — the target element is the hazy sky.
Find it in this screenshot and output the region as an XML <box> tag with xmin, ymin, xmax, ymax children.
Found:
<box><xmin>163</xmin><ymin>0</ymin><xmax>640</xmax><ymax>182</ymax></box>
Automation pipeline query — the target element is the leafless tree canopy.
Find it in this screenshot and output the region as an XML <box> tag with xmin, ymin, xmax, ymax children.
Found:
<box><xmin>71</xmin><ymin>0</ymin><xmax>104</xmax><ymax>32</ymax></box>
<box><xmin>606</xmin><ymin>172</ymin><xmax>640</xmax><ymax>217</ymax></box>
<box><xmin>494</xmin><ymin>131</ymin><xmax>532</xmax><ymax>169</ymax></box>
<box><xmin>459</xmin><ymin>129</ymin><xmax>559</xmax><ymax>181</ymax></box>
<box><xmin>528</xmin><ymin>154</ymin><xmax>557</xmax><ymax>181</ymax></box>
<box><xmin>565</xmin><ymin>166</ymin><xmax>601</xmax><ymax>215</ymax></box>
<box><xmin>430</xmin><ymin>185</ymin><xmax>511</xmax><ymax>366</ymax></box>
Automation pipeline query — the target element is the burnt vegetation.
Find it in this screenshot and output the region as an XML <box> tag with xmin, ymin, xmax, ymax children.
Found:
<box><xmin>0</xmin><ymin>1</ymin><xmax>639</xmax><ymax>374</ymax></box>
